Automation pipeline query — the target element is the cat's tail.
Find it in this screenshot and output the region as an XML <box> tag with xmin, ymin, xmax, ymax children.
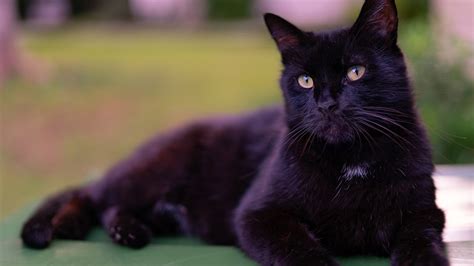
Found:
<box><xmin>20</xmin><ymin>187</ymin><xmax>96</xmax><ymax>249</ymax></box>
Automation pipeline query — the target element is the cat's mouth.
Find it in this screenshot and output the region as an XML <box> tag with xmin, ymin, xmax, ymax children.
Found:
<box><xmin>311</xmin><ymin>114</ymin><xmax>355</xmax><ymax>144</ymax></box>
<box><xmin>317</xmin><ymin>123</ymin><xmax>353</xmax><ymax>143</ymax></box>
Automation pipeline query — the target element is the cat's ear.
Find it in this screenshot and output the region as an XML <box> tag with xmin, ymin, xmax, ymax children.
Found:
<box><xmin>264</xmin><ymin>13</ymin><xmax>307</xmax><ymax>52</ymax></box>
<box><xmin>351</xmin><ymin>0</ymin><xmax>398</xmax><ymax>45</ymax></box>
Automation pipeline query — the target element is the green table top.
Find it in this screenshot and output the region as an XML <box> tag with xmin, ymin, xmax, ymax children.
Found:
<box><xmin>1</xmin><ymin>205</ymin><xmax>471</xmax><ymax>265</ymax></box>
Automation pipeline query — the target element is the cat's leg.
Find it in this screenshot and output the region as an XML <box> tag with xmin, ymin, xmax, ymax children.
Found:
<box><xmin>21</xmin><ymin>189</ymin><xmax>95</xmax><ymax>249</ymax></box>
<box><xmin>390</xmin><ymin>207</ymin><xmax>448</xmax><ymax>266</ymax></box>
<box><xmin>21</xmin><ymin>190</ymin><xmax>74</xmax><ymax>249</ymax></box>
<box><xmin>51</xmin><ymin>194</ymin><xmax>96</xmax><ymax>240</ymax></box>
<box><xmin>235</xmin><ymin>206</ymin><xmax>339</xmax><ymax>266</ymax></box>
<box><xmin>101</xmin><ymin>206</ymin><xmax>153</xmax><ymax>249</ymax></box>
<box><xmin>146</xmin><ymin>201</ymin><xmax>190</xmax><ymax>236</ymax></box>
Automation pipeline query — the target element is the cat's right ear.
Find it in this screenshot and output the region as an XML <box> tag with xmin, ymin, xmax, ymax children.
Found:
<box><xmin>264</xmin><ymin>13</ymin><xmax>307</xmax><ymax>52</ymax></box>
<box><xmin>351</xmin><ymin>0</ymin><xmax>398</xmax><ymax>45</ymax></box>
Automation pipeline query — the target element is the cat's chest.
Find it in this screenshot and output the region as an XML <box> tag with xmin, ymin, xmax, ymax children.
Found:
<box><xmin>310</xmin><ymin>162</ymin><xmax>398</xmax><ymax>210</ymax></box>
<box><xmin>302</xmin><ymin>174</ymin><xmax>402</xmax><ymax>255</ymax></box>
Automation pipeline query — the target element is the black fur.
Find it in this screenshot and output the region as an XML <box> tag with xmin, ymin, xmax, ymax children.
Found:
<box><xmin>21</xmin><ymin>0</ymin><xmax>448</xmax><ymax>265</ymax></box>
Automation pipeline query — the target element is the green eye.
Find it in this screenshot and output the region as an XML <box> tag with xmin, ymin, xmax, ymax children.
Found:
<box><xmin>297</xmin><ymin>74</ymin><xmax>314</xmax><ymax>89</ymax></box>
<box><xmin>347</xmin><ymin>65</ymin><xmax>366</xmax><ymax>81</ymax></box>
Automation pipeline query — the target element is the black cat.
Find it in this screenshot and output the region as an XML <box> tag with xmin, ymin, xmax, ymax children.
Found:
<box><xmin>21</xmin><ymin>0</ymin><xmax>448</xmax><ymax>265</ymax></box>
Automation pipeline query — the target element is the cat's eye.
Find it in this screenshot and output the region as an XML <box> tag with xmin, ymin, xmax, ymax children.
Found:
<box><xmin>347</xmin><ymin>65</ymin><xmax>366</xmax><ymax>81</ymax></box>
<box><xmin>297</xmin><ymin>75</ymin><xmax>314</xmax><ymax>89</ymax></box>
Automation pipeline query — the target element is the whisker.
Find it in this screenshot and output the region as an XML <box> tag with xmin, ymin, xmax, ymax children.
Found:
<box><xmin>355</xmin><ymin>122</ymin><xmax>378</xmax><ymax>153</ymax></box>
<box><xmin>359</xmin><ymin>107</ymin><xmax>474</xmax><ymax>151</ymax></box>
<box><xmin>356</xmin><ymin>111</ymin><xmax>418</xmax><ymax>138</ymax></box>
<box><xmin>283</xmin><ymin>125</ymin><xmax>307</xmax><ymax>150</ymax></box>
<box><xmin>356</xmin><ymin>118</ymin><xmax>412</xmax><ymax>152</ymax></box>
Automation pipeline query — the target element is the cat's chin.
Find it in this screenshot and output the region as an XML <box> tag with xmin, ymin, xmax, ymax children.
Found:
<box><xmin>313</xmin><ymin>123</ymin><xmax>354</xmax><ymax>145</ymax></box>
<box><xmin>319</xmin><ymin>133</ymin><xmax>353</xmax><ymax>145</ymax></box>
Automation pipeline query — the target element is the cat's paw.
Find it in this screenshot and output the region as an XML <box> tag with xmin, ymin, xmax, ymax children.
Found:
<box><xmin>108</xmin><ymin>217</ymin><xmax>152</xmax><ymax>249</ymax></box>
<box><xmin>21</xmin><ymin>219</ymin><xmax>54</xmax><ymax>249</ymax></box>
<box><xmin>392</xmin><ymin>246</ymin><xmax>449</xmax><ymax>266</ymax></box>
<box><xmin>415</xmin><ymin>251</ymin><xmax>449</xmax><ymax>266</ymax></box>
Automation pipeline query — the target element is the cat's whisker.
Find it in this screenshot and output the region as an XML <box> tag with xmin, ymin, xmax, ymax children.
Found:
<box><xmin>345</xmin><ymin>118</ymin><xmax>371</xmax><ymax>154</ymax></box>
<box><xmin>356</xmin><ymin>118</ymin><xmax>414</xmax><ymax>152</ymax></box>
<box><xmin>347</xmin><ymin>107</ymin><xmax>421</xmax><ymax>142</ymax></box>
<box><xmin>357</xmin><ymin>116</ymin><xmax>413</xmax><ymax>144</ymax></box>
<box><xmin>352</xmin><ymin>121</ymin><xmax>378</xmax><ymax>154</ymax></box>
<box><xmin>356</xmin><ymin>119</ymin><xmax>408</xmax><ymax>152</ymax></box>
<box><xmin>351</xmin><ymin>124</ymin><xmax>363</xmax><ymax>150</ymax></box>
<box><xmin>426</xmin><ymin>128</ymin><xmax>474</xmax><ymax>152</ymax></box>
<box><xmin>357</xmin><ymin>106</ymin><xmax>474</xmax><ymax>156</ymax></box>
<box><xmin>301</xmin><ymin>131</ymin><xmax>317</xmax><ymax>159</ymax></box>
<box><xmin>283</xmin><ymin>121</ymin><xmax>312</xmax><ymax>152</ymax></box>
<box><xmin>363</xmin><ymin>106</ymin><xmax>412</xmax><ymax>117</ymax></box>
<box><xmin>283</xmin><ymin>128</ymin><xmax>305</xmax><ymax>151</ymax></box>
<box><xmin>360</xmin><ymin>110</ymin><xmax>413</xmax><ymax>121</ymax></box>
<box><xmin>362</xmin><ymin>111</ymin><xmax>473</xmax><ymax>153</ymax></box>
<box><xmin>283</xmin><ymin>105</ymin><xmax>321</xmax><ymax>153</ymax></box>
<box><xmin>355</xmin><ymin>110</ymin><xmax>418</xmax><ymax>138</ymax></box>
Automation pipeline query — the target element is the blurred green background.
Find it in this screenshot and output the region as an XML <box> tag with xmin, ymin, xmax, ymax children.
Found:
<box><xmin>1</xmin><ymin>0</ymin><xmax>473</xmax><ymax>219</ymax></box>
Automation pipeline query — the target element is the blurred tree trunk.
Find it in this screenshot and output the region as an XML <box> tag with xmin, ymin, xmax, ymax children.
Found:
<box><xmin>0</xmin><ymin>0</ymin><xmax>19</xmax><ymax>88</ymax></box>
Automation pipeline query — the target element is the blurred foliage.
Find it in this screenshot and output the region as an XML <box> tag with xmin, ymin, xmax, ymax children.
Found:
<box><xmin>207</xmin><ymin>0</ymin><xmax>252</xmax><ymax>20</ymax></box>
<box><xmin>396</xmin><ymin>0</ymin><xmax>429</xmax><ymax>21</ymax></box>
<box><xmin>399</xmin><ymin>19</ymin><xmax>474</xmax><ymax>164</ymax></box>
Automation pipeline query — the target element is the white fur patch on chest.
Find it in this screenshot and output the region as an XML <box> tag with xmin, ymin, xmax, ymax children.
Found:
<box><xmin>341</xmin><ymin>163</ymin><xmax>369</xmax><ymax>180</ymax></box>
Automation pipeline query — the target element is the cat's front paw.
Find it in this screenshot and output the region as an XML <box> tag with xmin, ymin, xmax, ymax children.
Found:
<box><xmin>108</xmin><ymin>217</ymin><xmax>152</xmax><ymax>249</ymax></box>
<box><xmin>392</xmin><ymin>246</ymin><xmax>449</xmax><ymax>266</ymax></box>
<box><xmin>21</xmin><ymin>219</ymin><xmax>54</xmax><ymax>249</ymax></box>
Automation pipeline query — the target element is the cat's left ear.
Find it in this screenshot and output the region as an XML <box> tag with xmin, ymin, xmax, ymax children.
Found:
<box><xmin>264</xmin><ymin>13</ymin><xmax>307</xmax><ymax>52</ymax></box>
<box><xmin>351</xmin><ymin>0</ymin><xmax>398</xmax><ymax>45</ymax></box>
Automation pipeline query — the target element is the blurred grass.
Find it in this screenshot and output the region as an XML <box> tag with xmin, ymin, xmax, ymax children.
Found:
<box><xmin>1</xmin><ymin>25</ymin><xmax>282</xmax><ymax>219</ymax></box>
<box><xmin>1</xmin><ymin>21</ymin><xmax>473</xmax><ymax>219</ymax></box>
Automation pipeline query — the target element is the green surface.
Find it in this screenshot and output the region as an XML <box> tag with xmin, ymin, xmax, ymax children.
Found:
<box><xmin>0</xmin><ymin>205</ymin><xmax>393</xmax><ymax>266</ymax></box>
<box><xmin>1</xmin><ymin>205</ymin><xmax>472</xmax><ymax>265</ymax></box>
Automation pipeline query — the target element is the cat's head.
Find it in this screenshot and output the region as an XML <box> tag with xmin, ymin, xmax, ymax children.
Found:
<box><xmin>265</xmin><ymin>0</ymin><xmax>414</xmax><ymax>144</ymax></box>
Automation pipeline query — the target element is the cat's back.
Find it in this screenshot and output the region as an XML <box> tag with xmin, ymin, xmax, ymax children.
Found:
<box><xmin>92</xmin><ymin>105</ymin><xmax>284</xmax><ymax>211</ymax></box>
<box><xmin>165</xmin><ymin>105</ymin><xmax>285</xmax><ymax>244</ymax></box>
<box><xmin>180</xmin><ymin>104</ymin><xmax>285</xmax><ymax>190</ymax></box>
<box><xmin>190</xmin><ymin>105</ymin><xmax>284</xmax><ymax>179</ymax></box>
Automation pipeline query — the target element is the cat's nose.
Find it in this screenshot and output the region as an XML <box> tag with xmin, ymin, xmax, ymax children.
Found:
<box><xmin>315</xmin><ymin>90</ymin><xmax>338</xmax><ymax>112</ymax></box>
<box><xmin>314</xmin><ymin>86</ymin><xmax>338</xmax><ymax>112</ymax></box>
<box><xmin>317</xmin><ymin>101</ymin><xmax>338</xmax><ymax>113</ymax></box>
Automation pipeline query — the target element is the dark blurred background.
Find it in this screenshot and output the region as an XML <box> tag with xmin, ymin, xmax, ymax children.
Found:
<box><xmin>1</xmin><ymin>0</ymin><xmax>473</xmax><ymax>219</ymax></box>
